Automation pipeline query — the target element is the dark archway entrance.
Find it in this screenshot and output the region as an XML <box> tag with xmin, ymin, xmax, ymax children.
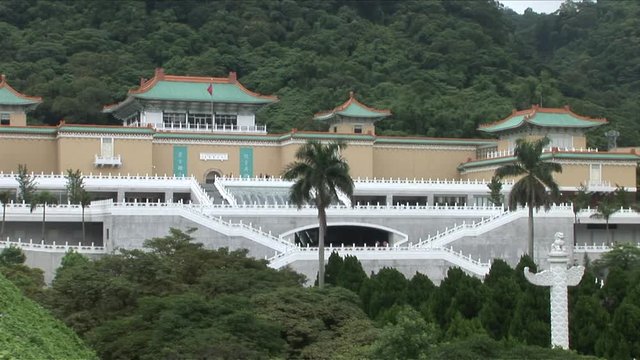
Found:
<box><xmin>204</xmin><ymin>170</ymin><xmax>222</xmax><ymax>184</ymax></box>
<box><xmin>294</xmin><ymin>225</ymin><xmax>392</xmax><ymax>247</ymax></box>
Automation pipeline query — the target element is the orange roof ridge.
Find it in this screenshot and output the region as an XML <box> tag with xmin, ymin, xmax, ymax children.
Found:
<box><xmin>0</xmin><ymin>74</ymin><xmax>43</xmax><ymax>103</ymax></box>
<box><xmin>479</xmin><ymin>105</ymin><xmax>606</xmax><ymax>128</ymax></box>
<box><xmin>125</xmin><ymin>68</ymin><xmax>278</xmax><ymax>101</ymax></box>
<box><xmin>313</xmin><ymin>91</ymin><xmax>391</xmax><ymax>117</ymax></box>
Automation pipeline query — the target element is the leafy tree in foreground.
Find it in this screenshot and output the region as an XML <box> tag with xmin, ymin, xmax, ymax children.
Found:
<box><xmin>487</xmin><ymin>175</ymin><xmax>504</xmax><ymax>207</ymax></box>
<box><xmin>571</xmin><ymin>184</ymin><xmax>591</xmax><ymax>245</ymax></box>
<box><xmin>495</xmin><ymin>137</ymin><xmax>562</xmax><ymax>256</ymax></box>
<box><xmin>30</xmin><ymin>191</ymin><xmax>58</xmax><ymax>241</ymax></box>
<box><xmin>282</xmin><ymin>140</ymin><xmax>354</xmax><ymax>288</ymax></box>
<box><xmin>16</xmin><ymin>164</ymin><xmax>36</xmax><ymax>203</ymax></box>
<box><xmin>590</xmin><ymin>196</ymin><xmax>618</xmax><ymax>245</ymax></box>
<box><xmin>0</xmin><ymin>190</ymin><xmax>11</xmax><ymax>239</ymax></box>
<box><xmin>368</xmin><ymin>305</ymin><xmax>438</xmax><ymax>360</ymax></box>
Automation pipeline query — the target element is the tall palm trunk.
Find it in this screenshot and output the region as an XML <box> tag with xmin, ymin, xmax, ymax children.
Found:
<box><xmin>1</xmin><ymin>203</ymin><xmax>6</xmax><ymax>240</ymax></box>
<box><xmin>82</xmin><ymin>206</ymin><xmax>86</xmax><ymax>243</ymax></box>
<box><xmin>528</xmin><ymin>185</ymin><xmax>535</xmax><ymax>257</ymax></box>
<box><xmin>41</xmin><ymin>203</ymin><xmax>46</xmax><ymax>241</ymax></box>
<box><xmin>317</xmin><ymin>206</ymin><xmax>327</xmax><ymax>288</ymax></box>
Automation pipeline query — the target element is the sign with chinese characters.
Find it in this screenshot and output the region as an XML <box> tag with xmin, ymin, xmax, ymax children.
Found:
<box><xmin>239</xmin><ymin>147</ymin><xmax>253</xmax><ymax>178</ymax></box>
<box><xmin>173</xmin><ymin>146</ymin><xmax>188</xmax><ymax>176</ymax></box>
<box><xmin>199</xmin><ymin>153</ymin><xmax>228</xmax><ymax>161</ymax></box>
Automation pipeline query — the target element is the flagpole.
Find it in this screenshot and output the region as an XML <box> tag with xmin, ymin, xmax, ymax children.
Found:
<box><xmin>208</xmin><ymin>83</ymin><xmax>214</xmax><ymax>131</ymax></box>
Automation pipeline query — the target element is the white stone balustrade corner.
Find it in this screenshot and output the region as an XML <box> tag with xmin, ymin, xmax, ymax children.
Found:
<box><xmin>0</xmin><ymin>237</ymin><xmax>105</xmax><ymax>254</ymax></box>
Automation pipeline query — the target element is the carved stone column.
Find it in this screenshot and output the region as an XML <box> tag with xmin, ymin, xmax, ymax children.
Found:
<box><xmin>524</xmin><ymin>232</ymin><xmax>584</xmax><ymax>349</ymax></box>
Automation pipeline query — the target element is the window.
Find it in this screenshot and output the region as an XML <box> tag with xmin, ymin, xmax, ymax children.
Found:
<box><xmin>0</xmin><ymin>113</ymin><xmax>9</xmax><ymax>126</ymax></box>
<box><xmin>215</xmin><ymin>114</ymin><xmax>237</xmax><ymax>127</ymax></box>
<box><xmin>187</xmin><ymin>113</ymin><xmax>212</xmax><ymax>128</ymax></box>
<box><xmin>433</xmin><ymin>195</ymin><xmax>467</xmax><ymax>206</ymax></box>
<box><xmin>590</xmin><ymin>164</ymin><xmax>602</xmax><ymax>184</ymax></box>
<box><xmin>550</xmin><ymin>134</ymin><xmax>573</xmax><ymax>149</ymax></box>
<box><xmin>101</xmin><ymin>137</ymin><xmax>114</xmax><ymax>158</ymax></box>
<box><xmin>354</xmin><ymin>125</ymin><xmax>363</xmax><ymax>134</ymax></box>
<box><xmin>333</xmin><ymin>127</ymin><xmax>338</xmax><ymax>133</ymax></box>
<box><xmin>163</xmin><ymin>112</ymin><xmax>186</xmax><ymax>128</ymax></box>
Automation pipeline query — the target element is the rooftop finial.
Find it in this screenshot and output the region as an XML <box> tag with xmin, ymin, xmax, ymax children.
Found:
<box><xmin>0</xmin><ymin>74</ymin><xmax>5</xmax><ymax>83</ymax></box>
<box><xmin>228</xmin><ymin>71</ymin><xmax>237</xmax><ymax>83</ymax></box>
<box><xmin>349</xmin><ymin>91</ymin><xmax>354</xmax><ymax>98</ymax></box>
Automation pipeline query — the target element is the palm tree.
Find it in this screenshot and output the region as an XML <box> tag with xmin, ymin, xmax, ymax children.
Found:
<box><xmin>591</xmin><ymin>196</ymin><xmax>617</xmax><ymax>246</ymax></box>
<box><xmin>30</xmin><ymin>191</ymin><xmax>58</xmax><ymax>241</ymax></box>
<box><xmin>571</xmin><ymin>184</ymin><xmax>591</xmax><ymax>246</ymax></box>
<box><xmin>0</xmin><ymin>190</ymin><xmax>11</xmax><ymax>240</ymax></box>
<box><xmin>495</xmin><ymin>137</ymin><xmax>562</xmax><ymax>256</ymax></box>
<box><xmin>79</xmin><ymin>190</ymin><xmax>91</xmax><ymax>243</ymax></box>
<box><xmin>283</xmin><ymin>140</ymin><xmax>354</xmax><ymax>288</ymax></box>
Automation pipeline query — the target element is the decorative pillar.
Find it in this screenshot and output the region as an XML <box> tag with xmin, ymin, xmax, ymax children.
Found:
<box><xmin>524</xmin><ymin>232</ymin><xmax>584</xmax><ymax>350</ymax></box>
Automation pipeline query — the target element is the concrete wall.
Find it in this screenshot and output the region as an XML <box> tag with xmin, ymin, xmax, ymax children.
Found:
<box><xmin>453</xmin><ymin>216</ymin><xmax>574</xmax><ymax>269</ymax></box>
<box><xmin>221</xmin><ymin>213</ymin><xmax>486</xmax><ymax>246</ymax></box>
<box><xmin>105</xmin><ymin>215</ymin><xmax>274</xmax><ymax>260</ymax></box>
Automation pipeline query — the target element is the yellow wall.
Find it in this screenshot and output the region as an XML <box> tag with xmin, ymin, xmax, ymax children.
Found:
<box><xmin>9</xmin><ymin>113</ymin><xmax>26</xmax><ymax>127</ymax></box>
<box><xmin>331</xmin><ymin>123</ymin><xmax>375</xmax><ymax>135</ymax></box>
<box><xmin>57</xmin><ymin>137</ymin><xmax>153</xmax><ymax>175</ymax></box>
<box><xmin>603</xmin><ymin>165</ymin><xmax>637</xmax><ymax>188</ymax></box>
<box><xmin>373</xmin><ymin>146</ymin><xmax>476</xmax><ymax>179</ymax></box>
<box><xmin>0</xmin><ymin>137</ymin><xmax>57</xmax><ymax>173</ymax></box>
<box><xmin>343</xmin><ymin>144</ymin><xmax>373</xmax><ymax>178</ymax></box>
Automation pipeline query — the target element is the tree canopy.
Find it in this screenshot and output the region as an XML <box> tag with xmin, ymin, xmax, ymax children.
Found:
<box><xmin>0</xmin><ymin>0</ymin><xmax>638</xmax><ymax>147</ymax></box>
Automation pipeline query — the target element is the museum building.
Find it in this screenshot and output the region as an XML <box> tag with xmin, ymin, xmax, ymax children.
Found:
<box><xmin>0</xmin><ymin>69</ymin><xmax>638</xmax><ymax>284</ymax></box>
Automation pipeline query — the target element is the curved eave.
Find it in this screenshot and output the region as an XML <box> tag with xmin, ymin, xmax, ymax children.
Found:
<box><xmin>314</xmin><ymin>94</ymin><xmax>391</xmax><ymax>121</ymax></box>
<box><xmin>0</xmin><ymin>81</ymin><xmax>42</xmax><ymax>106</ymax></box>
<box><xmin>479</xmin><ymin>119</ymin><xmax>605</xmax><ymax>133</ymax></box>
<box><xmin>132</xmin><ymin>94</ymin><xmax>277</xmax><ymax>105</ymax></box>
<box><xmin>459</xmin><ymin>152</ymin><xmax>640</xmax><ymax>171</ymax></box>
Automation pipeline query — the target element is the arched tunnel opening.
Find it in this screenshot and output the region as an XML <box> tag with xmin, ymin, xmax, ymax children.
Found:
<box><xmin>294</xmin><ymin>225</ymin><xmax>395</xmax><ymax>247</ymax></box>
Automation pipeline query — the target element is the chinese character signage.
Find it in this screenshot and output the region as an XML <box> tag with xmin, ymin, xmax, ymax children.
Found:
<box><xmin>239</xmin><ymin>147</ymin><xmax>253</xmax><ymax>178</ymax></box>
<box><xmin>173</xmin><ymin>146</ymin><xmax>188</xmax><ymax>177</ymax></box>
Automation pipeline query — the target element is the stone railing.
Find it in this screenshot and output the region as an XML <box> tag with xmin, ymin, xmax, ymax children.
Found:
<box><xmin>0</xmin><ymin>238</ymin><xmax>105</xmax><ymax>254</ymax></box>
<box><xmin>217</xmin><ymin>176</ymin><xmax>517</xmax><ymax>186</ymax></box>
<box><xmin>213</xmin><ymin>179</ymin><xmax>237</xmax><ymax>206</ymax></box>
<box><xmin>485</xmin><ymin>147</ymin><xmax>599</xmax><ymax>159</ymax></box>
<box><xmin>574</xmin><ymin>242</ymin><xmax>640</xmax><ymax>253</ymax></box>
<box><xmin>0</xmin><ymin>172</ymin><xmax>213</xmax><ymax>205</ymax></box>
<box><xmin>94</xmin><ymin>154</ymin><xmax>122</xmax><ymax>167</ymax></box>
<box><xmin>267</xmin><ymin>243</ymin><xmax>490</xmax><ymax>277</ymax></box>
<box><xmin>127</xmin><ymin>122</ymin><xmax>267</xmax><ymax>134</ymax></box>
<box><xmin>413</xmin><ymin>204</ymin><xmax>575</xmax><ymax>248</ymax></box>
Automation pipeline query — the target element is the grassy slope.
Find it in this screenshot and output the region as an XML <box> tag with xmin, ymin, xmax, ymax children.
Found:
<box><xmin>0</xmin><ymin>275</ymin><xmax>96</xmax><ymax>360</ymax></box>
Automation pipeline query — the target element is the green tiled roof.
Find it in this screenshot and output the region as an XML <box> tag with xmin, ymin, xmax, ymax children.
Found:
<box><xmin>376</xmin><ymin>137</ymin><xmax>495</xmax><ymax>146</ymax></box>
<box><xmin>59</xmin><ymin>126</ymin><xmax>154</xmax><ymax>135</ymax></box>
<box><xmin>479</xmin><ymin>108</ymin><xmax>606</xmax><ymax>133</ymax></box>
<box><xmin>0</xmin><ymin>126</ymin><xmax>56</xmax><ymax>135</ymax></box>
<box><xmin>459</xmin><ymin>152</ymin><xmax>640</xmax><ymax>171</ymax></box>
<box><xmin>314</xmin><ymin>94</ymin><xmax>391</xmax><ymax>121</ymax></box>
<box><xmin>134</xmin><ymin>81</ymin><xmax>276</xmax><ymax>104</ymax></box>
<box><xmin>0</xmin><ymin>81</ymin><xmax>41</xmax><ymax>106</ymax></box>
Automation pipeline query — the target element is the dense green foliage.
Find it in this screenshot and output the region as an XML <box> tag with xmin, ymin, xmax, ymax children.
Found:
<box><xmin>6</xmin><ymin>229</ymin><xmax>608</xmax><ymax>359</ymax></box>
<box><xmin>1</xmin><ymin>0</ymin><xmax>639</xmax><ymax>146</ymax></box>
<box><xmin>0</xmin><ymin>271</ymin><xmax>96</xmax><ymax>359</ymax></box>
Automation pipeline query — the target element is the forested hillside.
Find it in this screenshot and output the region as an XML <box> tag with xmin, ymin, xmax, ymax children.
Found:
<box><xmin>0</xmin><ymin>273</ymin><xmax>97</xmax><ymax>359</ymax></box>
<box><xmin>0</xmin><ymin>0</ymin><xmax>638</xmax><ymax>146</ymax></box>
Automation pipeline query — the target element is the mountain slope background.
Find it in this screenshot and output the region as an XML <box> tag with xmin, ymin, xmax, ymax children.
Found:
<box><xmin>0</xmin><ymin>0</ymin><xmax>638</xmax><ymax>147</ymax></box>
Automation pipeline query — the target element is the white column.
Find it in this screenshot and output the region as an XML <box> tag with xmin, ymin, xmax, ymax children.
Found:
<box><xmin>524</xmin><ymin>232</ymin><xmax>584</xmax><ymax>350</ymax></box>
